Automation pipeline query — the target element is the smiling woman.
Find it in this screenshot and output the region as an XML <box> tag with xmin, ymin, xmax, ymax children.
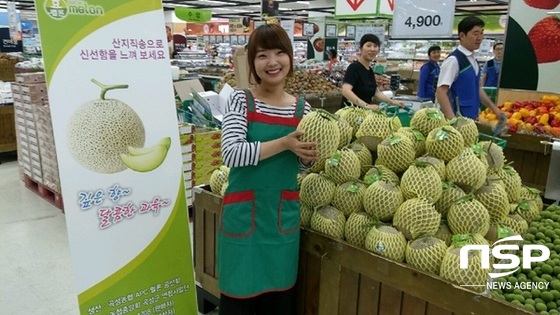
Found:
<box><xmin>217</xmin><ymin>23</ymin><xmax>319</xmax><ymax>315</ymax></box>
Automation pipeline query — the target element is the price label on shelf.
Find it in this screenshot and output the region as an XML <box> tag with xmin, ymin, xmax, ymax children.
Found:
<box><xmin>391</xmin><ymin>0</ymin><xmax>456</xmax><ymax>38</ymax></box>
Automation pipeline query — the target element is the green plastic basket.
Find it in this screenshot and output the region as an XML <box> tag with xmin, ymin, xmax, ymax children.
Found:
<box><xmin>385</xmin><ymin>105</ymin><xmax>413</xmax><ymax>127</ymax></box>
<box><xmin>478</xmin><ymin>133</ymin><xmax>507</xmax><ymax>149</ymax></box>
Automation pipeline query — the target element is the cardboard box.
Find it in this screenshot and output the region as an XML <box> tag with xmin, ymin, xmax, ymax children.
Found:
<box><xmin>173</xmin><ymin>79</ymin><xmax>205</xmax><ymax>102</ymax></box>
<box><xmin>233</xmin><ymin>48</ymin><xmax>252</xmax><ymax>89</ymax></box>
<box><xmin>19</xmin><ymin>83</ymin><xmax>47</xmax><ymax>95</ymax></box>
<box><xmin>15</xmin><ymin>72</ymin><xmax>46</xmax><ymax>84</ymax></box>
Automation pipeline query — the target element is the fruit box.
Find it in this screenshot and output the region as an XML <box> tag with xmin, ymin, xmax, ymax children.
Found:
<box><xmin>192</xmin><ymin>186</ymin><xmax>533</xmax><ymax>315</ymax></box>
<box><xmin>0</xmin><ymin>105</ymin><xmax>17</xmax><ymax>153</ymax></box>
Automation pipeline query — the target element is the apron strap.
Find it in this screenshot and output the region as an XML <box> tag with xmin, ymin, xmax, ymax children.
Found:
<box><xmin>243</xmin><ymin>89</ymin><xmax>256</xmax><ymax>113</ymax></box>
<box><xmin>294</xmin><ymin>97</ymin><xmax>305</xmax><ymax>119</ymax></box>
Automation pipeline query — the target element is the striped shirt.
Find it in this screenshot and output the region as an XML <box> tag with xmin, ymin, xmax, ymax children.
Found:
<box><xmin>221</xmin><ymin>89</ymin><xmax>312</xmax><ymax>168</ymax></box>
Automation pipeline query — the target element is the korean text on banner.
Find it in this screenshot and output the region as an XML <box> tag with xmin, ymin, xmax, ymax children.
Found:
<box><xmin>391</xmin><ymin>0</ymin><xmax>456</xmax><ymax>38</ymax></box>
<box><xmin>34</xmin><ymin>0</ymin><xmax>198</xmax><ymax>314</ymax></box>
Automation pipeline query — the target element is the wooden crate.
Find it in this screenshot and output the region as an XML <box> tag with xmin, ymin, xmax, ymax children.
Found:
<box><xmin>305</xmin><ymin>94</ymin><xmax>342</xmax><ymax>114</ymax></box>
<box><xmin>496</xmin><ymin>88</ymin><xmax>555</xmax><ymax>108</ymax></box>
<box><xmin>0</xmin><ymin>105</ymin><xmax>17</xmax><ymax>153</ymax></box>
<box><xmin>192</xmin><ymin>186</ymin><xmax>533</xmax><ymax>315</ymax></box>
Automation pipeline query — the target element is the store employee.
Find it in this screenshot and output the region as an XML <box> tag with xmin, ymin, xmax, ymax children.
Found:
<box><xmin>435</xmin><ymin>16</ymin><xmax>502</xmax><ymax>120</ymax></box>
<box><xmin>417</xmin><ymin>45</ymin><xmax>441</xmax><ymax>102</ymax></box>
<box><xmin>340</xmin><ymin>34</ymin><xmax>404</xmax><ymax>109</ymax></box>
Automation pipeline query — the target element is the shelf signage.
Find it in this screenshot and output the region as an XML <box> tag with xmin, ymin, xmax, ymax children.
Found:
<box><xmin>34</xmin><ymin>0</ymin><xmax>197</xmax><ymax>314</ymax></box>
<box><xmin>175</xmin><ymin>7</ymin><xmax>212</xmax><ymax>23</ymax></box>
<box><xmin>281</xmin><ymin>19</ymin><xmax>295</xmax><ymax>48</ymax></box>
<box><xmin>356</xmin><ymin>25</ymin><xmax>386</xmax><ymax>46</ymax></box>
<box><xmin>391</xmin><ymin>0</ymin><xmax>455</xmax><ymax>38</ymax></box>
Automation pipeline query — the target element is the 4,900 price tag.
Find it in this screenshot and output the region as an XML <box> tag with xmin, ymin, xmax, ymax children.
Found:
<box><xmin>404</xmin><ymin>15</ymin><xmax>443</xmax><ymax>29</ymax></box>
<box><xmin>392</xmin><ymin>0</ymin><xmax>456</xmax><ymax>38</ymax></box>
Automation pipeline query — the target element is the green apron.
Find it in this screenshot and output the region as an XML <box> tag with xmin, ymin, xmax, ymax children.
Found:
<box><xmin>218</xmin><ymin>89</ymin><xmax>305</xmax><ymax>298</ymax></box>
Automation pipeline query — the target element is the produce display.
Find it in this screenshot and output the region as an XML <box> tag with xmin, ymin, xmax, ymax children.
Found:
<box><xmin>479</xmin><ymin>94</ymin><xmax>560</xmax><ymax>137</ymax></box>
<box><xmin>215</xmin><ymin>70</ymin><xmax>341</xmax><ymax>96</ymax></box>
<box><xmin>491</xmin><ymin>204</ymin><xmax>560</xmax><ymax>314</ymax></box>
<box><xmin>208</xmin><ymin>105</ymin><xmax>551</xmax><ymax>312</ymax></box>
<box><xmin>0</xmin><ymin>53</ymin><xmax>22</xmax><ymax>81</ymax></box>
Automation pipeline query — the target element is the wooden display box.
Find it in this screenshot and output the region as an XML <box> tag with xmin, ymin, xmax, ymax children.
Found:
<box><xmin>305</xmin><ymin>94</ymin><xmax>343</xmax><ymax>114</ymax></box>
<box><xmin>192</xmin><ymin>186</ymin><xmax>532</xmax><ymax>315</ymax></box>
<box><xmin>0</xmin><ymin>105</ymin><xmax>17</xmax><ymax>153</ymax></box>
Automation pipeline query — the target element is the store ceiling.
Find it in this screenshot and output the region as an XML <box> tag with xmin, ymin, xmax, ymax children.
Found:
<box><xmin>2</xmin><ymin>0</ymin><xmax>510</xmax><ymax>20</ymax></box>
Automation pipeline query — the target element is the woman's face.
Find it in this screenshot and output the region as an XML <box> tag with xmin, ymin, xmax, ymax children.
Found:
<box><xmin>254</xmin><ymin>47</ymin><xmax>290</xmax><ymax>86</ymax></box>
<box><xmin>360</xmin><ymin>42</ymin><xmax>379</xmax><ymax>62</ymax></box>
<box><xmin>429</xmin><ymin>50</ymin><xmax>441</xmax><ymax>62</ymax></box>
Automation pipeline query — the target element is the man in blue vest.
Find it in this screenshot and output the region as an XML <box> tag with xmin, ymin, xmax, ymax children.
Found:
<box><xmin>435</xmin><ymin>16</ymin><xmax>503</xmax><ymax>120</ymax></box>
<box><xmin>480</xmin><ymin>42</ymin><xmax>503</xmax><ymax>87</ymax></box>
<box><xmin>417</xmin><ymin>45</ymin><xmax>441</xmax><ymax>102</ymax></box>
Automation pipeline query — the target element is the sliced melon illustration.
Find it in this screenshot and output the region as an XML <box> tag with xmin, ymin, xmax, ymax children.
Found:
<box><xmin>127</xmin><ymin>137</ymin><xmax>171</xmax><ymax>156</ymax></box>
<box><xmin>120</xmin><ymin>139</ymin><xmax>171</xmax><ymax>172</ymax></box>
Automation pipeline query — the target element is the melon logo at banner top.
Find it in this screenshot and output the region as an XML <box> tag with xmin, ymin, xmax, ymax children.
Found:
<box><xmin>44</xmin><ymin>0</ymin><xmax>69</xmax><ymax>19</ymax></box>
<box><xmin>44</xmin><ymin>0</ymin><xmax>104</xmax><ymax>20</ymax></box>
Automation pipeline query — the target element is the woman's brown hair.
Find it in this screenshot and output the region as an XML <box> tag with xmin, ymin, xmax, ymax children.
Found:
<box><xmin>246</xmin><ymin>24</ymin><xmax>294</xmax><ymax>84</ymax></box>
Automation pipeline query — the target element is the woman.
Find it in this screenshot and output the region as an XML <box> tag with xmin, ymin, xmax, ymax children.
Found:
<box><xmin>219</xmin><ymin>24</ymin><xmax>319</xmax><ymax>315</ymax></box>
<box><xmin>340</xmin><ymin>34</ymin><xmax>404</xmax><ymax>109</ymax></box>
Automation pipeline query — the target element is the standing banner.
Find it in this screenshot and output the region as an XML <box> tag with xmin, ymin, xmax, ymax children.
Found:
<box><xmin>391</xmin><ymin>0</ymin><xmax>455</xmax><ymax>38</ymax></box>
<box><xmin>500</xmin><ymin>0</ymin><xmax>560</xmax><ymax>92</ymax></box>
<box><xmin>34</xmin><ymin>1</ymin><xmax>198</xmax><ymax>314</ymax></box>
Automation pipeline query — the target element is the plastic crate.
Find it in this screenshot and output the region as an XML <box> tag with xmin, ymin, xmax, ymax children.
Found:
<box><xmin>478</xmin><ymin>132</ymin><xmax>507</xmax><ymax>149</ymax></box>
<box><xmin>384</xmin><ymin>105</ymin><xmax>413</xmax><ymax>127</ymax></box>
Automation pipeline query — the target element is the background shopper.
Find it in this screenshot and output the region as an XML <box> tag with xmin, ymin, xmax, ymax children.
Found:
<box><xmin>417</xmin><ymin>45</ymin><xmax>441</xmax><ymax>102</ymax></box>
<box><xmin>340</xmin><ymin>34</ymin><xmax>404</xmax><ymax>109</ymax></box>
<box><xmin>218</xmin><ymin>24</ymin><xmax>318</xmax><ymax>315</ymax></box>
<box><xmin>480</xmin><ymin>42</ymin><xmax>503</xmax><ymax>87</ymax></box>
<box><xmin>327</xmin><ymin>48</ymin><xmax>339</xmax><ymax>71</ymax></box>
<box><xmin>435</xmin><ymin>16</ymin><xmax>503</xmax><ymax>120</ymax></box>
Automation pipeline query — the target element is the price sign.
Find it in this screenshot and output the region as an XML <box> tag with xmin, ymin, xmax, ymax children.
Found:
<box><xmin>281</xmin><ymin>19</ymin><xmax>295</xmax><ymax>48</ymax></box>
<box><xmin>391</xmin><ymin>0</ymin><xmax>455</xmax><ymax>38</ymax></box>
<box><xmin>356</xmin><ymin>25</ymin><xmax>386</xmax><ymax>46</ymax></box>
<box><xmin>326</xmin><ymin>24</ymin><xmax>337</xmax><ymax>37</ymax></box>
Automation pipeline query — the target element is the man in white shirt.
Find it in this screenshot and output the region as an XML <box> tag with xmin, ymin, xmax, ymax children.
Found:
<box><xmin>435</xmin><ymin>16</ymin><xmax>503</xmax><ymax>120</ymax></box>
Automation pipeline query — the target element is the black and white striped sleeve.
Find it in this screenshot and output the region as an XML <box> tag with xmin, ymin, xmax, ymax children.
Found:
<box><xmin>221</xmin><ymin>90</ymin><xmax>261</xmax><ymax>168</ymax></box>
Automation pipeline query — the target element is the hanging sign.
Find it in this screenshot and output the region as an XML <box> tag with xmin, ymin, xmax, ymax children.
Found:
<box><xmin>335</xmin><ymin>0</ymin><xmax>393</xmax><ymax>19</ymax></box>
<box><xmin>7</xmin><ymin>1</ymin><xmax>21</xmax><ymax>41</ymax></box>
<box><xmin>391</xmin><ymin>0</ymin><xmax>456</xmax><ymax>38</ymax></box>
<box><xmin>326</xmin><ymin>24</ymin><xmax>338</xmax><ymax>37</ymax></box>
<box><xmin>175</xmin><ymin>7</ymin><xmax>212</xmax><ymax>22</ymax></box>
<box><xmin>34</xmin><ymin>0</ymin><xmax>197</xmax><ymax>314</ymax></box>
<box><xmin>280</xmin><ymin>19</ymin><xmax>295</xmax><ymax>48</ymax></box>
<box><xmin>356</xmin><ymin>25</ymin><xmax>386</xmax><ymax>46</ymax></box>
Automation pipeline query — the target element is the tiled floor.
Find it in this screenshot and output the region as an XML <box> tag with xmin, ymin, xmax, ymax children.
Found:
<box><xmin>0</xmin><ymin>152</ymin><xmax>219</xmax><ymax>315</ymax></box>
